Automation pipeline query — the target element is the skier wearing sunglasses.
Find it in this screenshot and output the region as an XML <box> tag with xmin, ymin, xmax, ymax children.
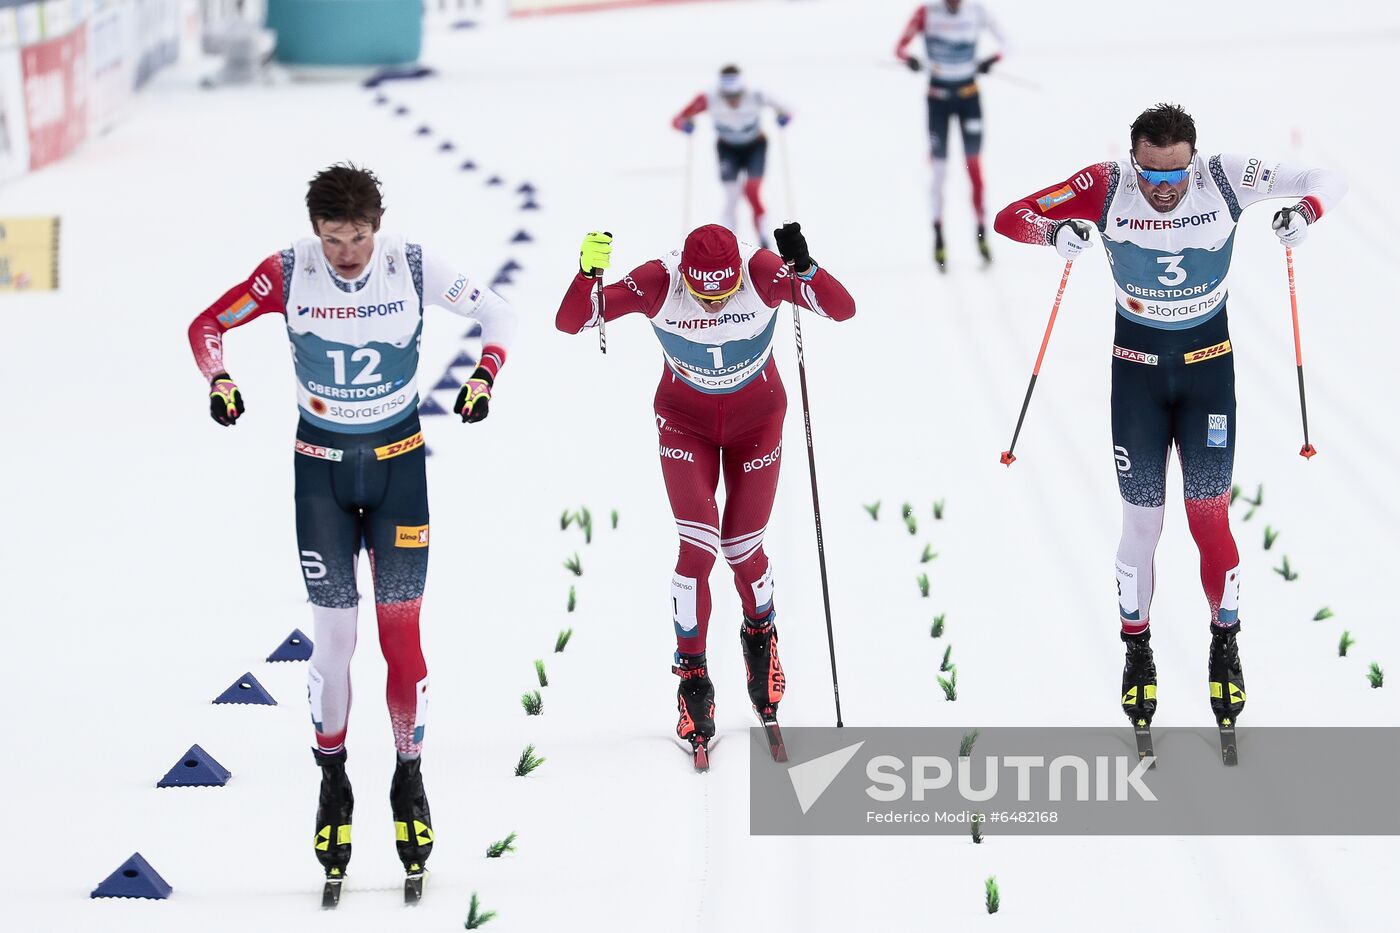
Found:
<box><xmin>992</xmin><ymin>104</ymin><xmax>1346</xmax><ymax>741</ymax></box>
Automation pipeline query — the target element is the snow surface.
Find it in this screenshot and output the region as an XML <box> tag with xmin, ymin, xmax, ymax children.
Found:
<box><xmin>2</xmin><ymin>1</ymin><xmax>1397</xmax><ymax>930</ymax></box>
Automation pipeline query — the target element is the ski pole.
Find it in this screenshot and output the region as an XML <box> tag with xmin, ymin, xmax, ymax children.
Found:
<box><xmin>788</xmin><ymin>269</ymin><xmax>845</xmax><ymax>727</ymax></box>
<box><xmin>778</xmin><ymin>123</ymin><xmax>797</xmax><ymax>223</ymax></box>
<box><xmin>1000</xmin><ymin>259</ymin><xmax>1074</xmax><ymax>466</ymax></box>
<box><xmin>1286</xmin><ymin>247</ymin><xmax>1316</xmax><ymax>458</ymax></box>
<box><xmin>682</xmin><ymin>131</ymin><xmax>694</xmax><ymax>235</ymax></box>
<box><xmin>595</xmin><ymin>274</ymin><xmax>607</xmax><ymax>355</ymax></box>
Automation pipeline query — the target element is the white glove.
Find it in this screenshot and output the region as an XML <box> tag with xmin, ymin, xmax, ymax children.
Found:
<box><xmin>1271</xmin><ymin>205</ymin><xmax>1310</xmax><ymax>247</ymax></box>
<box><xmin>1052</xmin><ymin>219</ymin><xmax>1094</xmax><ymax>260</ymax></box>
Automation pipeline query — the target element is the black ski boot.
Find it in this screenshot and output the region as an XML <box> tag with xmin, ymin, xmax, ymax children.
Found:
<box><xmin>1208</xmin><ymin>622</ymin><xmax>1246</xmax><ymax>723</ymax></box>
<box><xmin>977</xmin><ymin>223</ymin><xmax>992</xmax><ymax>264</ymax></box>
<box><xmin>741</xmin><ymin>613</ymin><xmax>788</xmax><ymax>762</ymax></box>
<box><xmin>1120</xmin><ymin>630</ymin><xmax>1158</xmax><ymax>726</ymax></box>
<box><xmin>673</xmin><ymin>653</ymin><xmax>715</xmax><ymax>770</ymax></box>
<box><xmin>1209</xmin><ymin>621</ymin><xmax>1245</xmax><ymax>765</ymax></box>
<box><xmin>933</xmin><ymin>222</ymin><xmax>947</xmax><ymax>272</ymax></box>
<box><xmin>313</xmin><ymin>748</ymin><xmax>353</xmax><ymax>908</ymax></box>
<box><xmin>390</xmin><ymin>756</ymin><xmax>433</xmax><ymax>903</ymax></box>
<box><xmin>741</xmin><ymin>613</ymin><xmax>786</xmax><ymax>717</ymax></box>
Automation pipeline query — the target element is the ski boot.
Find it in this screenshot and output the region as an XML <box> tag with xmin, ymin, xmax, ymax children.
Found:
<box><xmin>1120</xmin><ymin>629</ymin><xmax>1157</xmax><ymax>763</ymax></box>
<box><xmin>390</xmin><ymin>756</ymin><xmax>434</xmax><ymax>903</ymax></box>
<box><xmin>1208</xmin><ymin>621</ymin><xmax>1245</xmax><ymax>765</ymax></box>
<box><xmin>933</xmin><ymin>222</ymin><xmax>947</xmax><ymax>272</ymax></box>
<box><xmin>313</xmin><ymin>748</ymin><xmax>353</xmax><ymax>908</ymax></box>
<box><xmin>976</xmin><ymin>223</ymin><xmax>992</xmax><ymax>265</ymax></box>
<box><xmin>741</xmin><ymin>612</ymin><xmax>788</xmax><ymax>762</ymax></box>
<box><xmin>673</xmin><ymin>653</ymin><xmax>716</xmax><ymax>771</ymax></box>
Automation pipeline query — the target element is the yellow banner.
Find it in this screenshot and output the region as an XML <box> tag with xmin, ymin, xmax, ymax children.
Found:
<box><xmin>0</xmin><ymin>217</ymin><xmax>61</xmax><ymax>292</ymax></box>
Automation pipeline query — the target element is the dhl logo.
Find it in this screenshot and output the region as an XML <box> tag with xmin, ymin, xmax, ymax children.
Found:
<box><xmin>1184</xmin><ymin>339</ymin><xmax>1232</xmax><ymax>364</ymax></box>
<box><xmin>395</xmin><ymin>525</ymin><xmax>429</xmax><ymax>548</ymax></box>
<box><xmin>374</xmin><ymin>431</ymin><xmax>425</xmax><ymax>460</ymax></box>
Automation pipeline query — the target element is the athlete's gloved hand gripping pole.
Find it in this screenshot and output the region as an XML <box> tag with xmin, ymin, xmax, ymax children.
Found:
<box><xmin>209</xmin><ymin>372</ymin><xmax>245</xmax><ymax>426</ymax></box>
<box><xmin>999</xmin><ymin>220</ymin><xmax>1086</xmax><ymax>466</ymax></box>
<box><xmin>579</xmin><ymin>231</ymin><xmax>612</xmax><ymax>354</ymax></box>
<box><xmin>775</xmin><ymin>221</ymin><xmax>845</xmax><ymax>728</ymax></box>
<box><xmin>454</xmin><ymin>367</ymin><xmax>495</xmax><ymax>423</ymax></box>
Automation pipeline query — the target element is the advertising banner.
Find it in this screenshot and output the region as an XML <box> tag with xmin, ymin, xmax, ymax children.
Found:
<box><xmin>20</xmin><ymin>24</ymin><xmax>86</xmax><ymax>171</ymax></box>
<box><xmin>88</xmin><ymin>0</ymin><xmax>132</xmax><ymax>134</ymax></box>
<box><xmin>132</xmin><ymin>0</ymin><xmax>177</xmax><ymax>88</ymax></box>
<box><xmin>0</xmin><ymin>45</ymin><xmax>30</xmax><ymax>179</ymax></box>
<box><xmin>0</xmin><ymin>215</ymin><xmax>61</xmax><ymax>290</ymax></box>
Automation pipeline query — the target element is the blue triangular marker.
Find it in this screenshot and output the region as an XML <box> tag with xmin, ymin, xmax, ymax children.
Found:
<box><xmin>520</xmin><ymin>199</ymin><xmax>540</xmax><ymax>210</ymax></box>
<box><xmin>373</xmin><ymin>94</ymin><xmax>389</xmax><ymax>105</ymax></box>
<box><xmin>416</xmin><ymin>125</ymin><xmax>431</xmax><ymax>136</ymax></box>
<box><xmin>516</xmin><ymin>182</ymin><xmax>536</xmax><ymax>195</ymax></box>
<box><xmin>449</xmin><ymin>351</ymin><xmax>479</xmax><ymax>369</ymax></box>
<box><xmin>459</xmin><ymin>160</ymin><xmax>477</xmax><ymax>171</ymax></box>
<box><xmin>433</xmin><ymin>373</ymin><xmax>459</xmax><ymax>391</ymax></box>
<box><xmin>491</xmin><ymin>273</ymin><xmax>513</xmax><ymax>287</ymax></box>
<box><xmin>267</xmin><ymin>628</ymin><xmax>314</xmax><ymax>662</ymax></box>
<box><xmin>501</xmin><ymin>259</ymin><xmax>522</xmax><ymax>273</ymax></box>
<box><xmin>461</xmin><ymin>321</ymin><xmax>482</xmax><ymax>339</ymax></box>
<box><xmin>91</xmin><ymin>853</ymin><xmax>172</xmax><ymax>900</ymax></box>
<box><xmin>486</xmin><ymin>175</ymin><xmax>503</xmax><ymax>186</ymax></box>
<box><xmin>393</xmin><ymin>105</ymin><xmax>409</xmax><ymax>116</ymax></box>
<box><xmin>419</xmin><ymin>396</ymin><xmax>450</xmax><ymax>416</ymax></box>
<box><xmin>439</xmin><ymin>141</ymin><xmax>455</xmax><ymax>152</ymax></box>
<box><xmin>425</xmin><ymin>445</ymin><xmax>434</xmax><ymax>457</ymax></box>
<box><xmin>213</xmin><ymin>672</ymin><xmax>276</xmax><ymax>706</ymax></box>
<box><xmin>510</xmin><ymin>229</ymin><xmax>533</xmax><ymax>243</ymax></box>
<box><xmin>157</xmin><ymin>744</ymin><xmax>231</xmax><ymax>788</ymax></box>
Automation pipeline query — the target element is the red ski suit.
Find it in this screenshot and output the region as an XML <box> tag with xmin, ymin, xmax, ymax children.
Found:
<box><xmin>556</xmin><ymin>247</ymin><xmax>854</xmax><ymax>655</ymax></box>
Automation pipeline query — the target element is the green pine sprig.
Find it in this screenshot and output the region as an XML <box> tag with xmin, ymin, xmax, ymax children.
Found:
<box><xmin>1367</xmin><ymin>663</ymin><xmax>1384</xmax><ymax>689</ymax></box>
<box><xmin>465</xmin><ymin>891</ymin><xmax>497</xmax><ymax>928</ymax></box>
<box><xmin>555</xmin><ymin>628</ymin><xmax>573</xmax><ymax>653</ymax></box>
<box><xmin>485</xmin><ymin>832</ymin><xmax>518</xmax><ymax>858</ymax></box>
<box><xmin>863</xmin><ymin>501</ymin><xmax>882</xmax><ymax>521</ymax></box>
<box><xmin>521</xmin><ymin>690</ymin><xmax>543</xmax><ymax>716</ymax></box>
<box><xmin>985</xmin><ymin>877</ymin><xmax>1000</xmax><ymax>914</ymax></box>
<box><xmin>515</xmin><ymin>744</ymin><xmax>546</xmax><ymax>776</ymax></box>
<box><xmin>1339</xmin><ymin>631</ymin><xmax>1355</xmax><ymax>657</ymax></box>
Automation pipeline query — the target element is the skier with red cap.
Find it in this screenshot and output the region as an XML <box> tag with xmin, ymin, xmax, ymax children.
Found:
<box><xmin>555</xmin><ymin>223</ymin><xmax>855</xmax><ymax>768</ymax></box>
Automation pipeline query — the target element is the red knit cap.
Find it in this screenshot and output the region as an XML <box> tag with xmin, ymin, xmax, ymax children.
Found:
<box><xmin>681</xmin><ymin>224</ymin><xmax>742</xmax><ymax>300</ymax></box>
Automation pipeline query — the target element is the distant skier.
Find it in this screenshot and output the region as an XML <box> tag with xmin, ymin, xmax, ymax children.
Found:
<box><xmin>672</xmin><ymin>65</ymin><xmax>792</xmax><ymax>248</ymax></box>
<box><xmin>186</xmin><ymin>163</ymin><xmax>518</xmax><ymax>901</ymax></box>
<box><xmin>895</xmin><ymin>0</ymin><xmax>1007</xmax><ymax>270</ymax></box>
<box><xmin>993</xmin><ymin>104</ymin><xmax>1346</xmax><ymax>741</ymax></box>
<box><xmin>555</xmin><ymin>223</ymin><xmax>854</xmax><ymax>767</ymax></box>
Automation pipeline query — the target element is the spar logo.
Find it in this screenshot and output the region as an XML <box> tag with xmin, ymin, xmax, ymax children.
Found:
<box><xmin>687</xmin><ymin>266</ymin><xmax>734</xmax><ymax>292</ymax></box>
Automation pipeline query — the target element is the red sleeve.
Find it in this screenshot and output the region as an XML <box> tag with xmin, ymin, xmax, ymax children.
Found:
<box><xmin>992</xmin><ymin>162</ymin><xmax>1116</xmax><ymax>247</ymax></box>
<box><xmin>671</xmin><ymin>93</ymin><xmax>708</xmax><ymax>130</ymax></box>
<box><xmin>555</xmin><ymin>260</ymin><xmax>669</xmax><ymax>334</ymax></box>
<box><xmin>894</xmin><ymin>6</ymin><xmax>926</xmax><ymax>58</ymax></box>
<box><xmin>748</xmin><ymin>249</ymin><xmax>856</xmax><ymax>322</ymax></box>
<box><xmin>187</xmin><ymin>253</ymin><xmax>287</xmax><ymax>382</ymax></box>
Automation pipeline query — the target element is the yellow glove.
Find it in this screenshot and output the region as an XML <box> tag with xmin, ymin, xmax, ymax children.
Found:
<box><xmin>579</xmin><ymin>231</ymin><xmax>613</xmax><ymax>277</ymax></box>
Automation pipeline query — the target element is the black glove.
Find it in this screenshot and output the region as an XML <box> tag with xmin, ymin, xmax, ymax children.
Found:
<box><xmin>209</xmin><ymin>372</ymin><xmax>245</xmax><ymax>426</ymax></box>
<box><xmin>773</xmin><ymin>222</ymin><xmax>814</xmax><ymax>275</ymax></box>
<box><xmin>904</xmin><ymin>56</ymin><xmax>922</xmax><ymax>73</ymax></box>
<box><xmin>976</xmin><ymin>55</ymin><xmax>999</xmax><ymax>75</ymax></box>
<box><xmin>454</xmin><ymin>366</ymin><xmax>494</xmax><ymax>423</ymax></box>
